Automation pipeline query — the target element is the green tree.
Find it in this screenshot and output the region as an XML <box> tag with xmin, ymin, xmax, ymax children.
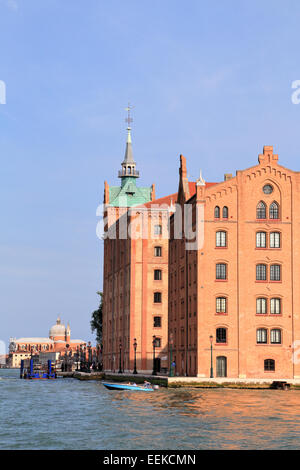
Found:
<box><xmin>91</xmin><ymin>291</ymin><xmax>103</xmax><ymax>344</ymax></box>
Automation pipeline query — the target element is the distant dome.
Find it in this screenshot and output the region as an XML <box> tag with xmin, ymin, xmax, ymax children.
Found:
<box><xmin>49</xmin><ymin>316</ymin><xmax>66</xmax><ymax>338</ymax></box>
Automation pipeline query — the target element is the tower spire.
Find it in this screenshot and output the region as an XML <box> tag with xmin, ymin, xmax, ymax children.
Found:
<box><xmin>119</xmin><ymin>103</ymin><xmax>139</xmax><ymax>179</ymax></box>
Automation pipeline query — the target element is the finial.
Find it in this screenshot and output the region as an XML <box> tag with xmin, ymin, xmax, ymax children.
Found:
<box><xmin>196</xmin><ymin>169</ymin><xmax>206</xmax><ymax>186</ymax></box>
<box><xmin>125</xmin><ymin>102</ymin><xmax>134</xmax><ymax>140</ymax></box>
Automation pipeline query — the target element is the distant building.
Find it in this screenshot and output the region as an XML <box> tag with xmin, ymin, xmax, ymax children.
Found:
<box><xmin>9</xmin><ymin>317</ymin><xmax>86</xmax><ymax>368</ymax></box>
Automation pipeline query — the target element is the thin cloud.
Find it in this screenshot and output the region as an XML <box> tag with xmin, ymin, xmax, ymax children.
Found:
<box><xmin>2</xmin><ymin>0</ymin><xmax>18</xmax><ymax>11</ymax></box>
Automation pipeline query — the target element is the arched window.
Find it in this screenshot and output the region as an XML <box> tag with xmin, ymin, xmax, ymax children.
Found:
<box><xmin>270</xmin><ymin>298</ymin><xmax>281</xmax><ymax>315</ymax></box>
<box><xmin>216</xmin><ymin>328</ymin><xmax>227</xmax><ymax>343</ymax></box>
<box><xmin>216</xmin><ymin>231</ymin><xmax>227</xmax><ymax>247</ymax></box>
<box><xmin>216</xmin><ymin>297</ymin><xmax>227</xmax><ymax>313</ymax></box>
<box><xmin>222</xmin><ymin>206</ymin><xmax>228</xmax><ymax>219</ymax></box>
<box><xmin>257</xmin><ymin>328</ymin><xmax>268</xmax><ymax>344</ymax></box>
<box><xmin>257</xmin><ymin>201</ymin><xmax>266</xmax><ymax>219</ymax></box>
<box><xmin>270</xmin><ymin>264</ymin><xmax>281</xmax><ymax>281</ymax></box>
<box><xmin>256</xmin><ymin>232</ymin><xmax>267</xmax><ymax>248</ymax></box>
<box><xmin>216</xmin><ymin>356</ymin><xmax>227</xmax><ymax>377</ymax></box>
<box><xmin>264</xmin><ymin>359</ymin><xmax>275</xmax><ymax>371</ymax></box>
<box><xmin>214</xmin><ymin>206</ymin><xmax>220</xmax><ymax>218</ymax></box>
<box><xmin>256</xmin><ymin>264</ymin><xmax>267</xmax><ymax>281</ymax></box>
<box><xmin>270</xmin><ymin>329</ymin><xmax>282</xmax><ymax>344</ymax></box>
<box><xmin>256</xmin><ymin>298</ymin><xmax>267</xmax><ymax>314</ymax></box>
<box><xmin>270</xmin><ymin>232</ymin><xmax>281</xmax><ymax>248</ymax></box>
<box><xmin>269</xmin><ymin>201</ymin><xmax>279</xmax><ymax>219</ymax></box>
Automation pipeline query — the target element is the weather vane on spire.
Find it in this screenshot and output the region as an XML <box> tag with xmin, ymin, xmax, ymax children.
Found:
<box><xmin>125</xmin><ymin>102</ymin><xmax>134</xmax><ymax>130</ymax></box>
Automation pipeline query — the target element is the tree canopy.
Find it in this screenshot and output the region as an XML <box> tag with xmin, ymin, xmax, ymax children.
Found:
<box><xmin>90</xmin><ymin>291</ymin><xmax>103</xmax><ymax>345</ymax></box>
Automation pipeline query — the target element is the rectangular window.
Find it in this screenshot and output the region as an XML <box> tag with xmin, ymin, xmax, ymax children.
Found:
<box><xmin>270</xmin><ymin>329</ymin><xmax>281</xmax><ymax>344</ymax></box>
<box><xmin>270</xmin><ymin>265</ymin><xmax>281</xmax><ymax>281</ymax></box>
<box><xmin>256</xmin><ymin>264</ymin><xmax>267</xmax><ymax>281</ymax></box>
<box><xmin>216</xmin><ymin>231</ymin><xmax>227</xmax><ymax>247</ymax></box>
<box><xmin>257</xmin><ymin>329</ymin><xmax>267</xmax><ymax>344</ymax></box>
<box><xmin>154</xmin><ymin>269</ymin><xmax>162</xmax><ymax>280</ymax></box>
<box><xmin>154</xmin><ymin>292</ymin><xmax>162</xmax><ymax>303</ymax></box>
<box><xmin>154</xmin><ymin>246</ymin><xmax>162</xmax><ymax>257</ymax></box>
<box><xmin>256</xmin><ymin>232</ymin><xmax>266</xmax><ymax>248</ymax></box>
<box><xmin>154</xmin><ymin>316</ymin><xmax>162</xmax><ymax>328</ymax></box>
<box><xmin>256</xmin><ymin>298</ymin><xmax>267</xmax><ymax>314</ymax></box>
<box><xmin>264</xmin><ymin>359</ymin><xmax>275</xmax><ymax>371</ymax></box>
<box><xmin>216</xmin><ymin>263</ymin><xmax>227</xmax><ymax>280</ymax></box>
<box><xmin>270</xmin><ymin>232</ymin><xmax>280</xmax><ymax>248</ymax></box>
<box><xmin>154</xmin><ymin>225</ymin><xmax>162</xmax><ymax>235</ymax></box>
<box><xmin>154</xmin><ymin>337</ymin><xmax>161</xmax><ymax>348</ymax></box>
<box><xmin>216</xmin><ymin>297</ymin><xmax>227</xmax><ymax>313</ymax></box>
<box><xmin>216</xmin><ymin>328</ymin><xmax>227</xmax><ymax>343</ymax></box>
<box><xmin>270</xmin><ymin>298</ymin><xmax>281</xmax><ymax>314</ymax></box>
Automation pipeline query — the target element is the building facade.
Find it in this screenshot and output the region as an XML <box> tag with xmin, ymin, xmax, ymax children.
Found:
<box><xmin>9</xmin><ymin>317</ymin><xmax>86</xmax><ymax>368</ymax></box>
<box><xmin>102</xmin><ymin>124</ymin><xmax>174</xmax><ymax>373</ymax></box>
<box><xmin>102</xmin><ymin>135</ymin><xmax>300</xmax><ymax>379</ymax></box>
<box><xmin>169</xmin><ymin>146</ymin><xmax>300</xmax><ymax>379</ymax></box>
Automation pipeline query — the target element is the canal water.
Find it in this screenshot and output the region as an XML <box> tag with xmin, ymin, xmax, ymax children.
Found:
<box><xmin>1</xmin><ymin>369</ymin><xmax>300</xmax><ymax>450</ymax></box>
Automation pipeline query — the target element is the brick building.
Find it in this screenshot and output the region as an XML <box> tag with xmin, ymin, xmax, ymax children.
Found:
<box><xmin>169</xmin><ymin>146</ymin><xmax>300</xmax><ymax>379</ymax></box>
<box><xmin>102</xmin><ymin>131</ymin><xmax>300</xmax><ymax>379</ymax></box>
<box><xmin>102</xmin><ymin>123</ymin><xmax>175</xmax><ymax>373</ymax></box>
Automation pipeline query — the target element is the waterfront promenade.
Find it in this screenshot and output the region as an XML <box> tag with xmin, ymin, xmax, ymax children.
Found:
<box><xmin>65</xmin><ymin>370</ymin><xmax>300</xmax><ymax>389</ymax></box>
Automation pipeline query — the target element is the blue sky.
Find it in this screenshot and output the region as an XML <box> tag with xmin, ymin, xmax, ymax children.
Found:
<box><xmin>1</xmin><ymin>0</ymin><xmax>300</xmax><ymax>346</ymax></box>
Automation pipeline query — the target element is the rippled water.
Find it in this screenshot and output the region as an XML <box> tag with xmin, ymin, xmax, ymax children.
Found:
<box><xmin>1</xmin><ymin>369</ymin><xmax>300</xmax><ymax>449</ymax></box>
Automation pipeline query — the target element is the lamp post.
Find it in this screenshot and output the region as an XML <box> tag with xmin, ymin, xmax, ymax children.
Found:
<box><xmin>118</xmin><ymin>342</ymin><xmax>122</xmax><ymax>374</ymax></box>
<box><xmin>87</xmin><ymin>341</ymin><xmax>92</xmax><ymax>371</ymax></box>
<box><xmin>209</xmin><ymin>335</ymin><xmax>214</xmax><ymax>378</ymax></box>
<box><xmin>65</xmin><ymin>344</ymin><xmax>70</xmax><ymax>371</ymax></box>
<box><xmin>75</xmin><ymin>346</ymin><xmax>79</xmax><ymax>371</ymax></box>
<box><xmin>169</xmin><ymin>333</ymin><xmax>174</xmax><ymax>377</ymax></box>
<box><xmin>133</xmin><ymin>338</ymin><xmax>137</xmax><ymax>374</ymax></box>
<box><xmin>152</xmin><ymin>335</ymin><xmax>157</xmax><ymax>376</ymax></box>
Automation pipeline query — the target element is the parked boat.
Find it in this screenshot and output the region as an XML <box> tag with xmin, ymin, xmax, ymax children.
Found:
<box><xmin>102</xmin><ymin>381</ymin><xmax>156</xmax><ymax>391</ymax></box>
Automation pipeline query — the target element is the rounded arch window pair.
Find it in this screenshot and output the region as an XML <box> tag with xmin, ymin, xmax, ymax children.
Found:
<box><xmin>256</xmin><ymin>201</ymin><xmax>279</xmax><ymax>219</ymax></box>
<box><xmin>214</xmin><ymin>206</ymin><xmax>229</xmax><ymax>219</ymax></box>
<box><xmin>256</xmin><ymin>328</ymin><xmax>282</xmax><ymax>344</ymax></box>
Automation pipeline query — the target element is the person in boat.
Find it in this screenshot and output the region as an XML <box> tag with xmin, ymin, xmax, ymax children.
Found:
<box><xmin>144</xmin><ymin>381</ymin><xmax>151</xmax><ymax>388</ymax></box>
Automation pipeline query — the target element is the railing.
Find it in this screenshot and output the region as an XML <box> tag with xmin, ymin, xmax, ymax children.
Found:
<box><xmin>118</xmin><ymin>169</ymin><xmax>139</xmax><ymax>178</ymax></box>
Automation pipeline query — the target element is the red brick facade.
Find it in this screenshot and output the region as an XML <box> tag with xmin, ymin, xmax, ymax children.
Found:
<box><xmin>169</xmin><ymin>146</ymin><xmax>300</xmax><ymax>378</ymax></box>
<box><xmin>103</xmin><ymin>145</ymin><xmax>300</xmax><ymax>378</ymax></box>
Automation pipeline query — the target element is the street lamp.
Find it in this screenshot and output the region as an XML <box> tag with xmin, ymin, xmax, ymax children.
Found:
<box><xmin>169</xmin><ymin>333</ymin><xmax>174</xmax><ymax>377</ymax></box>
<box><xmin>118</xmin><ymin>342</ymin><xmax>122</xmax><ymax>374</ymax></box>
<box><xmin>209</xmin><ymin>335</ymin><xmax>214</xmax><ymax>378</ymax></box>
<box><xmin>76</xmin><ymin>346</ymin><xmax>80</xmax><ymax>371</ymax></box>
<box><xmin>152</xmin><ymin>335</ymin><xmax>157</xmax><ymax>376</ymax></box>
<box><xmin>133</xmin><ymin>338</ymin><xmax>137</xmax><ymax>374</ymax></box>
<box><xmin>65</xmin><ymin>344</ymin><xmax>70</xmax><ymax>371</ymax></box>
<box><xmin>87</xmin><ymin>341</ymin><xmax>92</xmax><ymax>371</ymax></box>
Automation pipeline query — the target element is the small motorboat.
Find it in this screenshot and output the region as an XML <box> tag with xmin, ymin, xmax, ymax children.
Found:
<box><xmin>102</xmin><ymin>381</ymin><xmax>156</xmax><ymax>392</ymax></box>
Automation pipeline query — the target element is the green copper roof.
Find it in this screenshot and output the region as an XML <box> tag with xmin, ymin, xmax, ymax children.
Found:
<box><xmin>108</xmin><ymin>121</ymin><xmax>152</xmax><ymax>207</ymax></box>
<box><xmin>109</xmin><ymin>177</ymin><xmax>151</xmax><ymax>207</ymax></box>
